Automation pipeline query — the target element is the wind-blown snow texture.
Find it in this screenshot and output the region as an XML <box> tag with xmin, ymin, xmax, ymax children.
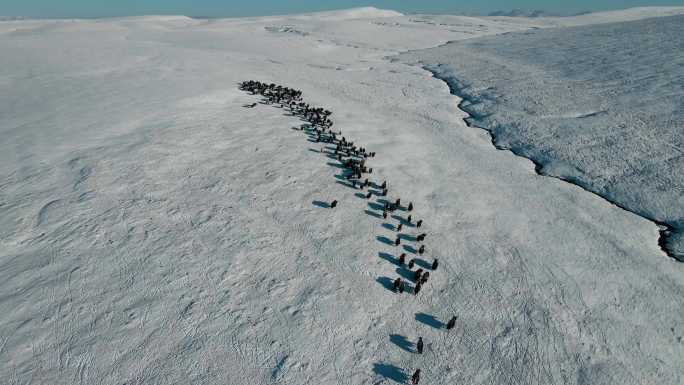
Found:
<box><xmin>400</xmin><ymin>15</ymin><xmax>684</xmax><ymax>260</ymax></box>
<box><xmin>1</xmin><ymin>7</ymin><xmax>684</xmax><ymax>385</ymax></box>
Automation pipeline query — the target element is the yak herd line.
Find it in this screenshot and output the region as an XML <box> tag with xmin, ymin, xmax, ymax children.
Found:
<box><xmin>239</xmin><ymin>80</ymin><xmax>459</xmax><ymax>385</ymax></box>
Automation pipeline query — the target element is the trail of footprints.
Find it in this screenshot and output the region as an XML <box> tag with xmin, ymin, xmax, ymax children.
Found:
<box><xmin>240</xmin><ymin>80</ymin><xmax>457</xmax><ymax>384</ymax></box>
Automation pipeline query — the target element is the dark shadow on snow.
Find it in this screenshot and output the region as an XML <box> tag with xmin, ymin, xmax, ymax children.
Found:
<box><xmin>312</xmin><ymin>200</ymin><xmax>330</xmax><ymax>209</ymax></box>
<box><xmin>416</xmin><ymin>312</ymin><xmax>443</xmax><ymax>329</ymax></box>
<box><xmin>396</xmin><ymin>266</ymin><xmax>414</xmax><ymax>281</ymax></box>
<box><xmin>376</xmin><ymin>236</ymin><xmax>394</xmax><ymax>246</ymax></box>
<box><xmin>398</xmin><ymin>233</ymin><xmax>416</xmax><ymax>241</ymax></box>
<box><xmin>413</xmin><ymin>258</ymin><xmax>431</xmax><ymax>269</ymax></box>
<box><xmin>403</xmin><ymin>244</ymin><xmax>417</xmax><ymax>254</ymax></box>
<box><xmin>389</xmin><ymin>334</ymin><xmax>413</xmax><ymax>353</ymax></box>
<box><xmin>392</xmin><ymin>214</ymin><xmax>413</xmax><ymax>226</ymax></box>
<box><xmin>382</xmin><ymin>223</ymin><xmax>395</xmax><ymax>231</ymax></box>
<box><xmin>373</xmin><ymin>363</ymin><xmax>407</xmax><ymax>384</ymax></box>
<box><xmin>376</xmin><ymin>277</ymin><xmax>395</xmax><ymax>292</ymax></box>
<box><xmin>378</xmin><ymin>252</ymin><xmax>399</xmax><ymax>265</ymax></box>
<box><xmin>365</xmin><ymin>210</ymin><xmax>382</xmax><ymax>219</ymax></box>
<box><xmin>368</xmin><ymin>202</ymin><xmax>384</xmax><ymax>211</ymax></box>
<box><xmin>335</xmin><ymin>180</ymin><xmax>356</xmax><ymax>189</ymax></box>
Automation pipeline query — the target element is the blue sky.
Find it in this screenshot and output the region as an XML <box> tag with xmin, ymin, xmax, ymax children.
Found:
<box><xmin>1</xmin><ymin>0</ymin><xmax>683</xmax><ymax>18</ymax></box>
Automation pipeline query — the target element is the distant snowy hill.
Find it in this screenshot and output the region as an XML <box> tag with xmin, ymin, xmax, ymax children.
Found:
<box><xmin>487</xmin><ymin>9</ymin><xmax>554</xmax><ymax>17</ymax></box>
<box><xmin>301</xmin><ymin>6</ymin><xmax>404</xmax><ymax>19</ymax></box>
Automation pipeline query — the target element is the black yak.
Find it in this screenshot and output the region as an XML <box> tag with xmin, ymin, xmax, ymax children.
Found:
<box><xmin>446</xmin><ymin>316</ymin><xmax>457</xmax><ymax>330</ymax></box>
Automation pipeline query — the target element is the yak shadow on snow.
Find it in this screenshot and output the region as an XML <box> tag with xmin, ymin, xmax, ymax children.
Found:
<box><xmin>403</xmin><ymin>244</ymin><xmax>417</xmax><ymax>254</ymax></box>
<box><xmin>413</xmin><ymin>258</ymin><xmax>431</xmax><ymax>269</ymax></box>
<box><xmin>416</xmin><ymin>312</ymin><xmax>443</xmax><ymax>329</ymax></box>
<box><xmin>398</xmin><ymin>233</ymin><xmax>416</xmax><ymax>241</ymax></box>
<box><xmin>376</xmin><ymin>277</ymin><xmax>395</xmax><ymax>292</ymax></box>
<box><xmin>378</xmin><ymin>252</ymin><xmax>399</xmax><ymax>265</ymax></box>
<box><xmin>355</xmin><ymin>192</ymin><xmax>367</xmax><ymax>199</ymax></box>
<box><xmin>336</xmin><ymin>180</ymin><xmax>356</xmax><ymax>189</ymax></box>
<box><xmin>326</xmin><ymin>162</ymin><xmax>345</xmax><ymax>169</ymax></box>
<box><xmin>396</xmin><ymin>266</ymin><xmax>414</xmax><ymax>281</ymax></box>
<box><xmin>392</xmin><ymin>214</ymin><xmax>414</xmax><ymax>226</ymax></box>
<box><xmin>377</xmin><ymin>236</ymin><xmax>394</xmax><ymax>246</ymax></box>
<box><xmin>373</xmin><ymin>363</ymin><xmax>407</xmax><ymax>384</ymax></box>
<box><xmin>382</xmin><ymin>223</ymin><xmax>395</xmax><ymax>231</ymax></box>
<box><xmin>368</xmin><ymin>202</ymin><xmax>384</xmax><ymax>211</ymax></box>
<box><xmin>389</xmin><ymin>334</ymin><xmax>414</xmax><ymax>353</ymax></box>
<box><xmin>312</xmin><ymin>200</ymin><xmax>330</xmax><ymax>209</ymax></box>
<box><xmin>365</xmin><ymin>210</ymin><xmax>382</xmax><ymax>219</ymax></box>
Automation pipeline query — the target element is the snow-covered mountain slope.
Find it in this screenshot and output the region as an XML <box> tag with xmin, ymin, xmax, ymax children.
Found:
<box><xmin>399</xmin><ymin>14</ymin><xmax>684</xmax><ymax>260</ymax></box>
<box><xmin>1</xmin><ymin>7</ymin><xmax>683</xmax><ymax>385</ymax></box>
<box><xmin>403</xmin><ymin>6</ymin><xmax>684</xmax><ymax>31</ymax></box>
<box><xmin>291</xmin><ymin>6</ymin><xmax>404</xmax><ymax>20</ymax></box>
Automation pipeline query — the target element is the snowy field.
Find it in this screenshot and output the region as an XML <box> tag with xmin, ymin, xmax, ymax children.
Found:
<box><xmin>1</xmin><ymin>7</ymin><xmax>683</xmax><ymax>385</ymax></box>
<box><xmin>399</xmin><ymin>14</ymin><xmax>684</xmax><ymax>260</ymax></box>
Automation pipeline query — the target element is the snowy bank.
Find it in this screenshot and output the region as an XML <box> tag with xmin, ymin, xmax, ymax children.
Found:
<box><xmin>399</xmin><ymin>14</ymin><xmax>684</xmax><ymax>260</ymax></box>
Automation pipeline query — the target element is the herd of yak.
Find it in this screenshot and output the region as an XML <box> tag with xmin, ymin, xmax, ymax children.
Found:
<box><xmin>239</xmin><ymin>80</ymin><xmax>458</xmax><ymax>385</ymax></box>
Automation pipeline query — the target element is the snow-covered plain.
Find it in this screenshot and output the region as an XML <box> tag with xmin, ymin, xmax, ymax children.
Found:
<box><xmin>1</xmin><ymin>7</ymin><xmax>683</xmax><ymax>385</ymax></box>
<box><xmin>399</xmin><ymin>14</ymin><xmax>684</xmax><ymax>260</ymax></box>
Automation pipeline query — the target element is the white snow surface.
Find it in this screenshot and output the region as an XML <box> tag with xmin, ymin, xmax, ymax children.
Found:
<box><xmin>1</xmin><ymin>7</ymin><xmax>683</xmax><ymax>385</ymax></box>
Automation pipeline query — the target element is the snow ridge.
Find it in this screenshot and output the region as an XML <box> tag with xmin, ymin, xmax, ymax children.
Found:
<box><xmin>397</xmin><ymin>14</ymin><xmax>684</xmax><ymax>262</ymax></box>
<box><xmin>420</xmin><ymin>63</ymin><xmax>682</xmax><ymax>262</ymax></box>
